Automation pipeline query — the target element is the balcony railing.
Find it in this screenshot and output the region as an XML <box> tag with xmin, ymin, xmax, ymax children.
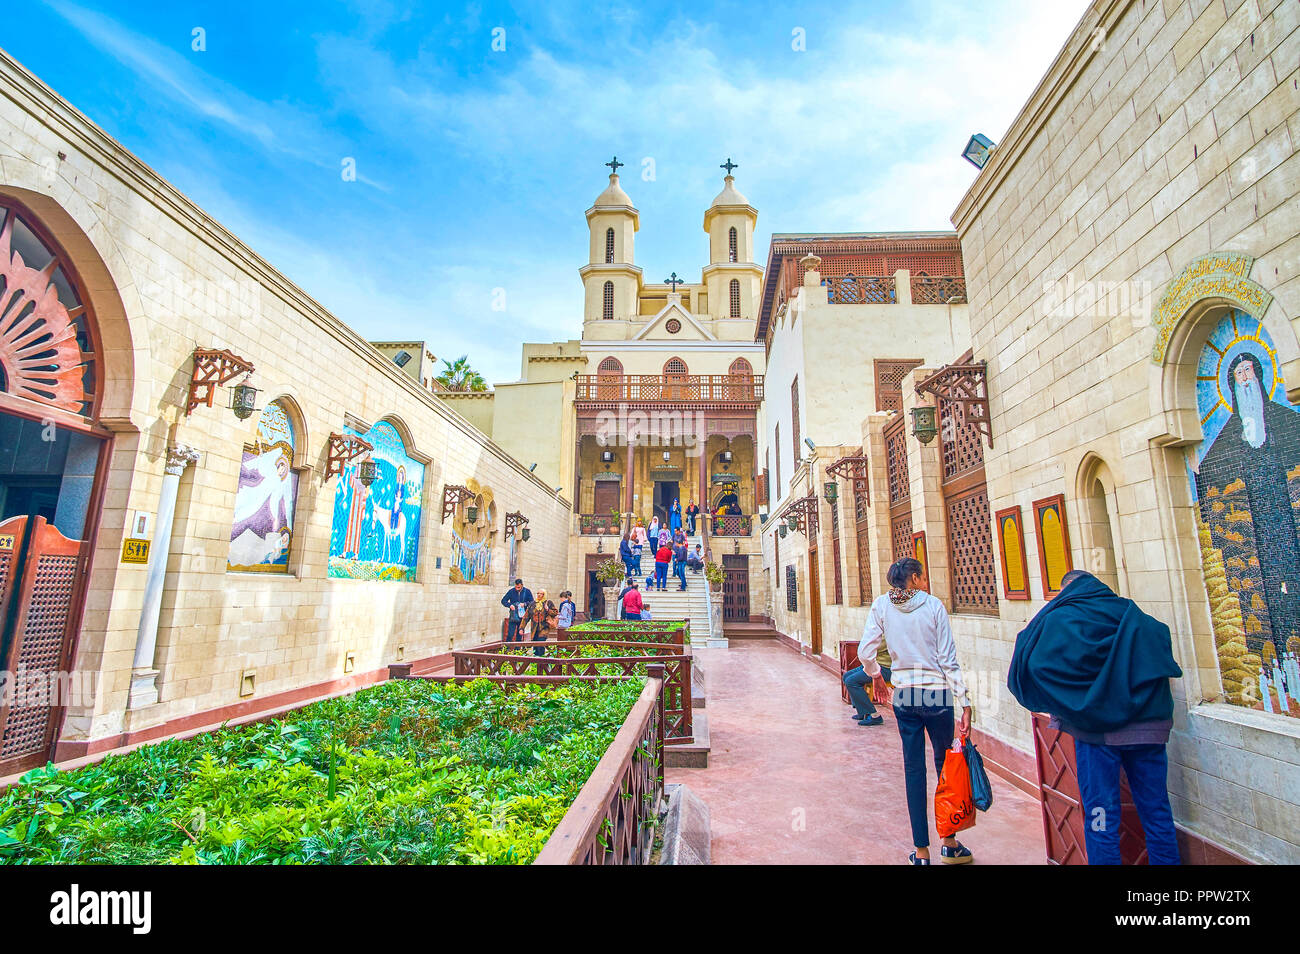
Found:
<box><xmin>819</xmin><ymin>273</ymin><xmax>967</xmax><ymax>305</ymax></box>
<box><xmin>579</xmin><ymin>513</ymin><xmax>623</xmax><ymax>535</ymax></box>
<box><xmin>911</xmin><ymin>274</ymin><xmax>968</xmax><ymax>304</ymax></box>
<box><xmin>708</xmin><ymin>514</ymin><xmax>752</xmax><ymax>536</ymax></box>
<box><xmin>575</xmin><ymin>374</ymin><xmax>763</xmax><ymax>405</ymax></box>
<box><xmin>824</xmin><ymin>274</ymin><xmax>895</xmax><ymax>303</ymax></box>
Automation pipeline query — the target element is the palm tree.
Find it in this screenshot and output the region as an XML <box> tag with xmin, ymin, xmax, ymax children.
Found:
<box><xmin>436</xmin><ymin>355</ymin><xmax>488</xmax><ymax>392</ymax></box>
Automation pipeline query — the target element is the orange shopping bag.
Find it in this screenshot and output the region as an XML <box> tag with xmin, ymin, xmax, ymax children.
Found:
<box><xmin>935</xmin><ymin>736</ymin><xmax>977</xmax><ymax>837</ymax></box>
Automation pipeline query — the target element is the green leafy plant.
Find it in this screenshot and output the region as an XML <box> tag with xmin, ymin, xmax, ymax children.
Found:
<box><xmin>594</xmin><ymin>558</ymin><xmax>626</xmax><ymax>585</ymax></box>
<box><xmin>0</xmin><ymin>678</ymin><xmax>643</xmax><ymax>866</ymax></box>
<box><xmin>703</xmin><ymin>561</ymin><xmax>725</xmax><ymax>588</ymax></box>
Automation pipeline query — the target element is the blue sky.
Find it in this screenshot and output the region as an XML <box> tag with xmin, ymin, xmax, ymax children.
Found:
<box><xmin>4</xmin><ymin>0</ymin><xmax>1090</xmax><ymax>383</ymax></box>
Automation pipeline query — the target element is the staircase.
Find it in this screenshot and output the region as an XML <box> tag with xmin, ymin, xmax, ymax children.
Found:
<box><xmin>633</xmin><ymin>536</ymin><xmax>725</xmax><ymax>647</ymax></box>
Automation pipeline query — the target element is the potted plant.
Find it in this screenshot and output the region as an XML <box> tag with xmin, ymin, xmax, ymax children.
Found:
<box><xmin>703</xmin><ymin>561</ymin><xmax>726</xmax><ymax>638</ymax></box>
<box><xmin>595</xmin><ymin>557</ymin><xmax>627</xmax><ymax>613</ymax></box>
<box><xmin>609</xmin><ymin>506</ymin><xmax>623</xmax><ymax>535</ymax></box>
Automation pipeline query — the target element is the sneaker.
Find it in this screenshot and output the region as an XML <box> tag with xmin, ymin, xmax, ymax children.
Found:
<box><xmin>857</xmin><ymin>715</ymin><xmax>884</xmax><ymax>727</ymax></box>
<box><xmin>907</xmin><ymin>851</ymin><xmax>931</xmax><ymax>866</ymax></box>
<box><xmin>940</xmin><ymin>843</ymin><xmax>973</xmax><ymax>865</ymax></box>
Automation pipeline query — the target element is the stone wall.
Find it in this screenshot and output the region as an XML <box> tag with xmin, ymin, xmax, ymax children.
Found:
<box><xmin>0</xmin><ymin>50</ymin><xmax>570</xmax><ymax>752</ymax></box>
<box><xmin>949</xmin><ymin>0</ymin><xmax>1300</xmax><ymax>861</ymax></box>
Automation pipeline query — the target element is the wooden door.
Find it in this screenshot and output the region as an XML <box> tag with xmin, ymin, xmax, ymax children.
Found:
<box><xmin>722</xmin><ymin>554</ymin><xmax>749</xmax><ymax>621</ymax></box>
<box><xmin>0</xmin><ymin>516</ymin><xmax>89</xmax><ymax>776</ymax></box>
<box><xmin>593</xmin><ymin>479</ymin><xmax>620</xmax><ymax>517</ymax></box>
<box><xmin>808</xmin><ymin>546</ymin><xmax>823</xmax><ymax>655</ymax></box>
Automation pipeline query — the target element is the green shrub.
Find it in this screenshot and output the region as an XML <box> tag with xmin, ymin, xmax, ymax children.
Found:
<box><xmin>0</xmin><ymin>678</ymin><xmax>644</xmax><ymax>866</ymax></box>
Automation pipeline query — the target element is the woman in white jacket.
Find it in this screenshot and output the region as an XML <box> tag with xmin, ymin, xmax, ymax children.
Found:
<box><xmin>858</xmin><ymin>557</ymin><xmax>974</xmax><ymax>865</ymax></box>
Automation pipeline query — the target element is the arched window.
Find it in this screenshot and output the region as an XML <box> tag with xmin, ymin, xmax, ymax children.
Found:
<box><xmin>729</xmin><ymin>357</ymin><xmax>752</xmax><ymax>376</ymax></box>
<box><xmin>229</xmin><ymin>400</ymin><xmax>300</xmax><ymax>573</ymax></box>
<box><xmin>0</xmin><ymin>199</ymin><xmax>99</xmax><ymax>417</ymax></box>
<box><xmin>602</xmin><ymin>280</ymin><xmax>614</xmax><ymax>320</ymax></box>
<box><xmin>729</xmin><ymin>279</ymin><xmax>741</xmax><ymax>318</ymax></box>
<box><xmin>727</xmin><ymin>357</ymin><xmax>754</xmax><ymax>400</ymax></box>
<box><xmin>664</xmin><ymin>356</ymin><xmax>689</xmax><ymax>399</ymax></box>
<box><xmin>597</xmin><ymin>356</ymin><xmax>623</xmax><ymax>399</ymax></box>
<box><xmin>728</xmin><ymin>226</ymin><xmax>738</xmax><ymax>263</ymax></box>
<box><xmin>605</xmin><ymin>228</ymin><xmax>615</xmax><ymax>264</ymax></box>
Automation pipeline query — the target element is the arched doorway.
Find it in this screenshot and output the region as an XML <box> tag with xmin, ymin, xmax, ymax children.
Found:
<box><xmin>0</xmin><ymin>195</ymin><xmax>114</xmax><ymax>775</ymax></box>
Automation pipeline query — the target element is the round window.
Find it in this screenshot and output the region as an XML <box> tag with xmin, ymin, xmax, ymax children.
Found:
<box><xmin>666</xmin><ymin>318</ymin><xmax>681</xmax><ymax>334</ymax></box>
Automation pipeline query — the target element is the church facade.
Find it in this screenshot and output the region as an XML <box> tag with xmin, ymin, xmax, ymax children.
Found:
<box><xmin>439</xmin><ymin>165</ymin><xmax>770</xmax><ymax>635</ymax></box>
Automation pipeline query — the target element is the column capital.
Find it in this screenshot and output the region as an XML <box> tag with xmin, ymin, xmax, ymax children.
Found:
<box><xmin>164</xmin><ymin>443</ymin><xmax>200</xmax><ymax>475</ymax></box>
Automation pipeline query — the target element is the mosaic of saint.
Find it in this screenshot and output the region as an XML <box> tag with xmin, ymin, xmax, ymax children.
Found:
<box><xmin>1190</xmin><ymin>310</ymin><xmax>1300</xmax><ymax>718</ymax></box>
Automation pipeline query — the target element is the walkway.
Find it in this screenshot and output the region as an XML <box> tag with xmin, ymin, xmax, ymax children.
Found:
<box><xmin>670</xmin><ymin>641</ymin><xmax>1045</xmax><ymax>865</ymax></box>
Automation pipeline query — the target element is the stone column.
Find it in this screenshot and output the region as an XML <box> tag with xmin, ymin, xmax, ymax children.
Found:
<box><xmin>624</xmin><ymin>438</ymin><xmax>636</xmax><ymax>515</ymax></box>
<box><xmin>127</xmin><ymin>442</ymin><xmax>199</xmax><ymax>710</ymax></box>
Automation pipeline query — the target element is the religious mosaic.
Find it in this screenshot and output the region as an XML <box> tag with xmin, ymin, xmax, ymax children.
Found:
<box><xmin>449</xmin><ymin>478</ymin><xmax>494</xmax><ymax>585</ymax></box>
<box><xmin>228</xmin><ymin>401</ymin><xmax>298</xmax><ymax>573</ymax></box>
<box><xmin>328</xmin><ymin>420</ymin><xmax>424</xmax><ymax>581</ymax></box>
<box><xmin>1190</xmin><ymin>310</ymin><xmax>1300</xmax><ymax>719</ymax></box>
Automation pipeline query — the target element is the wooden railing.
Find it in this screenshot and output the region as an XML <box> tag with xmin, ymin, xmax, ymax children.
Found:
<box><xmin>578</xmin><ymin>513</ymin><xmax>623</xmax><ymax>535</ymax></box>
<box><xmin>824</xmin><ymin>274</ymin><xmax>895</xmax><ymax>303</ymax></box>
<box><xmin>575</xmin><ymin>374</ymin><xmax>763</xmax><ymax>404</ymax></box>
<box><xmin>708</xmin><ymin>513</ymin><xmax>751</xmax><ymax>536</ymax></box>
<box><xmin>452</xmin><ymin>640</ymin><xmax>693</xmax><ymax>744</ymax></box>
<box><xmin>534</xmin><ymin>667</ymin><xmax>665</xmax><ymax>865</ymax></box>
<box><xmin>911</xmin><ymin>274</ymin><xmax>967</xmax><ymax>304</ymax></box>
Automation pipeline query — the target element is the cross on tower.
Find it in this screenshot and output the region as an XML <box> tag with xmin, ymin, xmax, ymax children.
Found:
<box><xmin>720</xmin><ymin>158</ymin><xmax>738</xmax><ymax>175</ymax></box>
<box><xmin>605</xmin><ymin>156</ymin><xmax>624</xmax><ymax>175</ymax></box>
<box><xmin>665</xmin><ymin>272</ymin><xmax>683</xmax><ymax>292</ymax></box>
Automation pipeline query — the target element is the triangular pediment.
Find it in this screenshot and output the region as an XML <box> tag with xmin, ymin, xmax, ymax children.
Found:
<box><xmin>635</xmin><ymin>297</ymin><xmax>714</xmax><ymax>341</ymax></box>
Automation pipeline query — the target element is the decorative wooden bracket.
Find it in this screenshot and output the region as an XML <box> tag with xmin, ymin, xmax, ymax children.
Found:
<box><xmin>442</xmin><ymin>484</ymin><xmax>475</xmax><ymax>523</ymax></box>
<box><xmin>324</xmin><ymin>432</ymin><xmax>373</xmax><ymax>479</ymax></box>
<box><xmin>504</xmin><ymin>511</ymin><xmax>529</xmax><ymax>538</ymax></box>
<box><xmin>826</xmin><ymin>454</ymin><xmax>870</xmax><ymax>502</ymax></box>
<box><xmin>781</xmin><ymin>494</ymin><xmax>820</xmax><ymax>536</ymax></box>
<box><xmin>187</xmin><ymin>348</ymin><xmax>254</xmax><ymax>415</ymax></box>
<box><xmin>914</xmin><ymin>360</ymin><xmax>992</xmax><ymax>448</ymax></box>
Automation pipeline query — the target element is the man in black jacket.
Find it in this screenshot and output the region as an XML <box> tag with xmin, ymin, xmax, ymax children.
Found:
<box><xmin>501</xmin><ymin>578</ymin><xmax>533</xmax><ymax>642</ymax></box>
<box><xmin>1008</xmin><ymin>569</ymin><xmax>1183</xmax><ymax>864</ymax></box>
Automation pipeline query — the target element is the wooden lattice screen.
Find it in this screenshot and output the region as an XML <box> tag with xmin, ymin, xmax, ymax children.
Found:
<box><xmin>874</xmin><ymin>358</ymin><xmax>924</xmax><ymax>413</ymax></box>
<box><xmin>785</xmin><ymin>564</ymin><xmax>797</xmax><ymax>612</ymax></box>
<box><xmin>940</xmin><ymin>398</ymin><xmax>998</xmax><ymax>614</ymax></box>
<box><xmin>885</xmin><ymin>417</ymin><xmax>913</xmax><ymax>562</ymax></box>
<box><xmin>829</xmin><ymin>496</ymin><xmax>843</xmax><ymax>604</ymax></box>
<box><xmin>791</xmin><ymin>376</ymin><xmax>801</xmax><ymax>464</ymax></box>
<box><xmin>854</xmin><ymin>479</ymin><xmax>873</xmax><ymax>604</ymax></box>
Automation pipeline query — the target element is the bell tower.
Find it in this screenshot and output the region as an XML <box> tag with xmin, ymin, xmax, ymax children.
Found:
<box><xmin>702</xmin><ymin>158</ymin><xmax>761</xmax><ymax>324</ymax></box>
<box><xmin>580</xmin><ymin>157</ymin><xmax>642</xmax><ymax>330</ymax></box>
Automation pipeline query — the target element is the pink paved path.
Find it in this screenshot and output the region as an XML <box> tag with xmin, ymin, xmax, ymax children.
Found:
<box><xmin>669</xmin><ymin>641</ymin><xmax>1047</xmax><ymax>865</ymax></box>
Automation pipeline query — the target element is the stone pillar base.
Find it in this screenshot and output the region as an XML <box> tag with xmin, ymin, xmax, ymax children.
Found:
<box><xmin>126</xmin><ymin>669</ymin><xmax>160</xmax><ymax>710</ymax></box>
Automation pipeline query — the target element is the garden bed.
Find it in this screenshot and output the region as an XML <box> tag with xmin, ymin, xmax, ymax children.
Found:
<box><xmin>567</xmin><ymin>619</ymin><xmax>689</xmax><ymax>645</ymax></box>
<box><xmin>0</xmin><ymin>676</ymin><xmax>657</xmax><ymax>865</ymax></box>
<box><xmin>452</xmin><ymin>640</ymin><xmax>693</xmax><ymax>744</ymax></box>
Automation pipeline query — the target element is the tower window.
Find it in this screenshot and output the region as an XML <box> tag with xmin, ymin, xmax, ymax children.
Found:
<box><xmin>728</xmin><ymin>226</ymin><xmax>738</xmax><ymax>263</ymax></box>
<box><xmin>603</xmin><ymin>281</ymin><xmax>614</xmax><ymax>320</ymax></box>
<box><xmin>729</xmin><ymin>279</ymin><xmax>741</xmax><ymax>318</ymax></box>
<box><xmin>605</xmin><ymin>228</ymin><xmax>615</xmax><ymax>264</ymax></box>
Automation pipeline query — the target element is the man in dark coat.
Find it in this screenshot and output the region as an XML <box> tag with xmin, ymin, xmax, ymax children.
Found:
<box><xmin>1008</xmin><ymin>570</ymin><xmax>1183</xmax><ymax>864</ymax></box>
<box><xmin>500</xmin><ymin>578</ymin><xmax>533</xmax><ymax>642</ymax></box>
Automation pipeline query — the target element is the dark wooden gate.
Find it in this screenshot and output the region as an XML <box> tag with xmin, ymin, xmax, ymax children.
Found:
<box><xmin>592</xmin><ymin>479</ymin><xmax>620</xmax><ymax>517</ymax></box>
<box><xmin>0</xmin><ymin>515</ymin><xmax>89</xmax><ymax>776</ymax></box>
<box><xmin>1031</xmin><ymin>713</ymin><xmax>1152</xmax><ymax>865</ymax></box>
<box><xmin>722</xmin><ymin>554</ymin><xmax>749</xmax><ymax>621</ymax></box>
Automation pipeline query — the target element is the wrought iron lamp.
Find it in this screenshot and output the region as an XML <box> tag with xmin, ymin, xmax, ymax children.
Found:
<box><xmin>786</xmin><ymin>514</ymin><xmax>799</xmax><ymax>533</ymax></box>
<box><xmin>779</xmin><ymin>523</ymin><xmax>788</xmax><ymax>538</ymax></box>
<box><xmin>962</xmin><ymin>133</ymin><xmax>995</xmax><ymax>169</ymax></box>
<box><xmin>358</xmin><ymin>458</ymin><xmax>379</xmax><ymax>487</ymax></box>
<box><xmin>597</xmin><ymin>538</ymin><xmax>604</xmax><ymax>553</ymax></box>
<box><xmin>823</xmin><ymin>481</ymin><xmax>838</xmax><ymax>503</ymax></box>
<box><xmin>733</xmin><ymin>539</ymin><xmax>741</xmax><ymax>555</ymax></box>
<box><xmin>466</xmin><ymin>503</ymin><xmax>479</xmax><ymax>524</ymax></box>
<box><xmin>601</xmin><ymin>450</ymin><xmax>615</xmax><ymax>463</ymax></box>
<box><xmin>230</xmin><ymin>376</ymin><xmax>259</xmax><ymax>421</ymax></box>
<box><xmin>911</xmin><ymin>405</ymin><xmax>939</xmax><ymax>444</ymax></box>
<box><xmin>521</xmin><ymin>527</ymin><xmax>531</xmax><ymax>542</ymax></box>
<box><xmin>720</xmin><ymin>450</ymin><xmax>733</xmax><ymax>465</ymax></box>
